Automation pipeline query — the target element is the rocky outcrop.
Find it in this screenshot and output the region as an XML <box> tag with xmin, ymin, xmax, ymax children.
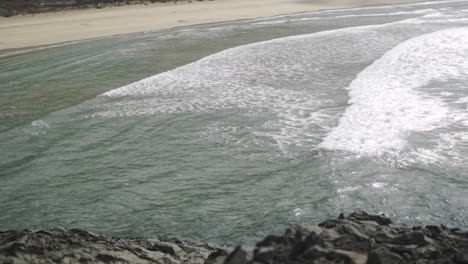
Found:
<box><xmin>226</xmin><ymin>211</ymin><xmax>468</xmax><ymax>264</ymax></box>
<box><xmin>1</xmin><ymin>212</ymin><xmax>468</xmax><ymax>264</ymax></box>
<box><xmin>0</xmin><ymin>227</ymin><xmax>233</xmax><ymax>264</ymax></box>
<box><xmin>0</xmin><ymin>0</ymin><xmax>204</xmax><ymax>17</ymax></box>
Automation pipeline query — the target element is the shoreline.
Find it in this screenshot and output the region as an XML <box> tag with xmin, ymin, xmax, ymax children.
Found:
<box><xmin>0</xmin><ymin>0</ymin><xmax>424</xmax><ymax>55</ymax></box>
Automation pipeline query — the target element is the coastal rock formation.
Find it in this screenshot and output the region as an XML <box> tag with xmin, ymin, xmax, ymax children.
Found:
<box><xmin>0</xmin><ymin>228</ymin><xmax>233</xmax><ymax>264</ymax></box>
<box><xmin>226</xmin><ymin>211</ymin><xmax>468</xmax><ymax>264</ymax></box>
<box><xmin>1</xmin><ymin>212</ymin><xmax>468</xmax><ymax>264</ymax></box>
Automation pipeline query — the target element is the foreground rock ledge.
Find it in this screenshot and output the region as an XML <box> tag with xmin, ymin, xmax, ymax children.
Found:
<box><xmin>1</xmin><ymin>212</ymin><xmax>468</xmax><ymax>264</ymax></box>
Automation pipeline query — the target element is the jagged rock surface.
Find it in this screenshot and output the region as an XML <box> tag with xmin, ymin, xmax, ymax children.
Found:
<box><xmin>225</xmin><ymin>211</ymin><xmax>468</xmax><ymax>264</ymax></box>
<box><xmin>1</xmin><ymin>212</ymin><xmax>468</xmax><ymax>264</ymax></box>
<box><xmin>0</xmin><ymin>227</ymin><xmax>232</xmax><ymax>264</ymax></box>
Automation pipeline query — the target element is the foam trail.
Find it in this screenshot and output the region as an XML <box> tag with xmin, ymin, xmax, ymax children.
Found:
<box><xmin>103</xmin><ymin>17</ymin><xmax>417</xmax><ymax>99</ymax></box>
<box><xmin>321</xmin><ymin>27</ymin><xmax>468</xmax><ymax>157</ymax></box>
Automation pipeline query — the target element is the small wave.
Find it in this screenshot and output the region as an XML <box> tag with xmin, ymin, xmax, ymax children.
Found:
<box><xmin>23</xmin><ymin>120</ymin><xmax>50</xmax><ymax>136</ymax></box>
<box><xmin>335</xmin><ymin>9</ymin><xmax>435</xmax><ymax>19</ymax></box>
<box><xmin>251</xmin><ymin>20</ymin><xmax>289</xmax><ymax>26</ymax></box>
<box><xmin>289</xmin><ymin>17</ymin><xmax>321</xmax><ymax>22</ymax></box>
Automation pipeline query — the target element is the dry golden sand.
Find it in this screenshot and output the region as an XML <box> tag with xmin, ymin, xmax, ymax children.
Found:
<box><xmin>0</xmin><ymin>0</ymin><xmax>421</xmax><ymax>52</ymax></box>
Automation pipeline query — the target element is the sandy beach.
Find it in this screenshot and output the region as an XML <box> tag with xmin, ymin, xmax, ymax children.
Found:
<box><xmin>0</xmin><ymin>0</ymin><xmax>422</xmax><ymax>53</ymax></box>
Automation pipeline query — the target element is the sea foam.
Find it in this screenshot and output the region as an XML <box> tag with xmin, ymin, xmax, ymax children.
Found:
<box><xmin>99</xmin><ymin>13</ymin><xmax>467</xmax><ymax>155</ymax></box>
<box><xmin>321</xmin><ymin>27</ymin><xmax>468</xmax><ymax>160</ymax></box>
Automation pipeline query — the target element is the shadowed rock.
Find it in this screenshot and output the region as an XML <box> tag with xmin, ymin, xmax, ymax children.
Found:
<box><xmin>225</xmin><ymin>211</ymin><xmax>468</xmax><ymax>264</ymax></box>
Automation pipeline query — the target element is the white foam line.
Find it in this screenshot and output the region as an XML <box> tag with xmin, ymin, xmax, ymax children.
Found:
<box><xmin>103</xmin><ymin>17</ymin><xmax>422</xmax><ymax>98</ymax></box>
<box><xmin>320</xmin><ymin>27</ymin><xmax>468</xmax><ymax>159</ymax></box>
<box><xmin>335</xmin><ymin>8</ymin><xmax>435</xmax><ymax>18</ymax></box>
<box><xmin>251</xmin><ymin>20</ymin><xmax>289</xmax><ymax>26</ymax></box>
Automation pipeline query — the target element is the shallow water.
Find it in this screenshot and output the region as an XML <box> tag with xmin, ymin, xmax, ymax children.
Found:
<box><xmin>1</xmin><ymin>0</ymin><xmax>468</xmax><ymax>244</ymax></box>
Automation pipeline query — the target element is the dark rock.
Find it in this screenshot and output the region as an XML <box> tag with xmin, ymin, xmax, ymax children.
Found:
<box><xmin>392</xmin><ymin>231</ymin><xmax>430</xmax><ymax>246</ymax></box>
<box><xmin>367</xmin><ymin>247</ymin><xmax>405</xmax><ymax>264</ymax></box>
<box><xmin>224</xmin><ymin>246</ymin><xmax>254</xmax><ymax>264</ymax></box>
<box><xmin>96</xmin><ymin>253</ymin><xmax>128</xmax><ymax>263</ymax></box>
<box><xmin>320</xmin><ymin>219</ymin><xmax>341</xmax><ymax>229</ymax></box>
<box><xmin>147</xmin><ymin>241</ymin><xmax>177</xmax><ymax>255</ymax></box>
<box><xmin>455</xmin><ymin>251</ymin><xmax>468</xmax><ymax>263</ymax></box>
<box><xmin>256</xmin><ymin>235</ymin><xmax>286</xmax><ymax>248</ymax></box>
<box><xmin>346</xmin><ymin>211</ymin><xmax>392</xmax><ymax>226</ymax></box>
<box><xmin>254</xmin><ymin>246</ymin><xmax>274</xmax><ymax>264</ymax></box>
<box><xmin>206</xmin><ymin>248</ymin><xmax>231</xmax><ymax>264</ymax></box>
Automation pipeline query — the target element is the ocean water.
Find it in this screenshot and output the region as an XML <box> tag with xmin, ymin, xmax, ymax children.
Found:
<box><xmin>0</xmin><ymin>0</ymin><xmax>467</xmax><ymax>244</ymax></box>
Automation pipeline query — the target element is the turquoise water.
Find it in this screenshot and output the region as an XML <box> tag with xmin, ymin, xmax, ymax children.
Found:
<box><xmin>1</xmin><ymin>0</ymin><xmax>468</xmax><ymax>244</ymax></box>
